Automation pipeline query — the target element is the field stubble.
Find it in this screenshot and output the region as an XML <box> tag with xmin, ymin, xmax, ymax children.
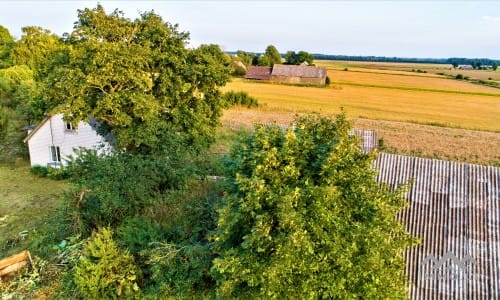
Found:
<box><xmin>221</xmin><ymin>108</ymin><xmax>500</xmax><ymax>165</ymax></box>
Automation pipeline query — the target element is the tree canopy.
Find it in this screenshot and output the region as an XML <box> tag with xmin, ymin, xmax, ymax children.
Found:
<box><xmin>38</xmin><ymin>5</ymin><xmax>230</xmax><ymax>153</ymax></box>
<box><xmin>0</xmin><ymin>25</ymin><xmax>14</xmax><ymax>69</ymax></box>
<box><xmin>285</xmin><ymin>50</ymin><xmax>314</xmax><ymax>65</ymax></box>
<box><xmin>212</xmin><ymin>115</ymin><xmax>414</xmax><ymax>299</ymax></box>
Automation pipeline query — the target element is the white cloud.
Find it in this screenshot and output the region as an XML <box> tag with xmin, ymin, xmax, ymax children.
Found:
<box><xmin>482</xmin><ymin>16</ymin><xmax>500</xmax><ymax>23</ymax></box>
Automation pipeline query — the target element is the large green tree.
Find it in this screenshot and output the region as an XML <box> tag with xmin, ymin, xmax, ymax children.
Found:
<box><xmin>212</xmin><ymin>115</ymin><xmax>415</xmax><ymax>299</ymax></box>
<box><xmin>10</xmin><ymin>26</ymin><xmax>62</xmax><ymax>72</ymax></box>
<box><xmin>39</xmin><ymin>5</ymin><xmax>229</xmax><ymax>152</ymax></box>
<box><xmin>259</xmin><ymin>45</ymin><xmax>282</xmax><ymax>67</ymax></box>
<box><xmin>285</xmin><ymin>50</ymin><xmax>314</xmax><ymax>65</ymax></box>
<box><xmin>0</xmin><ymin>25</ymin><xmax>14</xmax><ymax>69</ymax></box>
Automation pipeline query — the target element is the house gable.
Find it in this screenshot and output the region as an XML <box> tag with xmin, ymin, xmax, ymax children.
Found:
<box><xmin>25</xmin><ymin>114</ymin><xmax>111</xmax><ymax>167</ymax></box>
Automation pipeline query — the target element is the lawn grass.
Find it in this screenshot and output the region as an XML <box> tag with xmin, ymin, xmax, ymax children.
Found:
<box><xmin>0</xmin><ymin>162</ymin><xmax>68</xmax><ymax>257</ymax></box>
<box><xmin>223</xmin><ymin>78</ymin><xmax>500</xmax><ymax>132</ymax></box>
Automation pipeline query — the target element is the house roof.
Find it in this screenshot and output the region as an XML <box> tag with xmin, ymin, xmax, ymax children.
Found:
<box><xmin>374</xmin><ymin>152</ymin><xmax>500</xmax><ymax>299</ymax></box>
<box><xmin>271</xmin><ymin>64</ymin><xmax>327</xmax><ymax>78</ymax></box>
<box><xmin>245</xmin><ymin>66</ymin><xmax>272</xmax><ymax>80</ymax></box>
<box><xmin>23</xmin><ymin>116</ymin><xmax>50</xmax><ymax>143</ymax></box>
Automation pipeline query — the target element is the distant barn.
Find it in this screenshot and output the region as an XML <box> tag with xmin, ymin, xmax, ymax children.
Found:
<box><xmin>270</xmin><ymin>64</ymin><xmax>327</xmax><ymax>86</ymax></box>
<box><xmin>245</xmin><ymin>66</ymin><xmax>272</xmax><ymax>80</ymax></box>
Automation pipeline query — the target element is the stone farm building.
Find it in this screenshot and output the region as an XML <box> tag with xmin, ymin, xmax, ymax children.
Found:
<box><xmin>270</xmin><ymin>64</ymin><xmax>327</xmax><ymax>85</ymax></box>
<box><xmin>245</xmin><ymin>66</ymin><xmax>272</xmax><ymax>80</ymax></box>
<box><xmin>246</xmin><ymin>64</ymin><xmax>327</xmax><ymax>86</ymax></box>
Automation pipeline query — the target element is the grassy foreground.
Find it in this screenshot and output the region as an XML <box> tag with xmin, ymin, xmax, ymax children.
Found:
<box><xmin>0</xmin><ymin>163</ymin><xmax>68</xmax><ymax>257</ymax></box>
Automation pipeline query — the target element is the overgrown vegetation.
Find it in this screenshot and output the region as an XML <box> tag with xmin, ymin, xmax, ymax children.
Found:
<box><xmin>223</xmin><ymin>91</ymin><xmax>259</xmax><ymax>108</ymax></box>
<box><xmin>0</xmin><ymin>5</ymin><xmax>417</xmax><ymax>298</ymax></box>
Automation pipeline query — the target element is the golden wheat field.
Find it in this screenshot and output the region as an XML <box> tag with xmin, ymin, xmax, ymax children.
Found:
<box><xmin>223</xmin><ymin>78</ymin><xmax>500</xmax><ymax>132</ymax></box>
<box><xmin>328</xmin><ymin>69</ymin><xmax>500</xmax><ymax>93</ymax></box>
<box><xmin>221</xmin><ymin>61</ymin><xmax>500</xmax><ymax>164</ymax></box>
<box><xmin>316</xmin><ymin>60</ymin><xmax>500</xmax><ymax>82</ymax></box>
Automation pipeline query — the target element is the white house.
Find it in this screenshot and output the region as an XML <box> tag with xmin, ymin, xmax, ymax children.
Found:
<box><xmin>23</xmin><ymin>114</ymin><xmax>111</xmax><ymax>167</ymax></box>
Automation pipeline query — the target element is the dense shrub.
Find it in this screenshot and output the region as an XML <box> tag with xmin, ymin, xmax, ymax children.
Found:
<box><xmin>325</xmin><ymin>75</ymin><xmax>331</xmax><ymax>86</ymax></box>
<box><xmin>223</xmin><ymin>91</ymin><xmax>259</xmax><ymax>108</ymax></box>
<box><xmin>74</xmin><ymin>227</ymin><xmax>141</xmax><ymax>299</ymax></box>
<box><xmin>0</xmin><ymin>106</ymin><xmax>8</xmax><ymax>141</ymax></box>
<box><xmin>116</xmin><ymin>216</ymin><xmax>164</xmax><ymax>255</ymax></box>
<box><xmin>212</xmin><ymin>114</ymin><xmax>415</xmax><ymax>299</ymax></box>
<box><xmin>30</xmin><ymin>164</ymin><xmax>74</xmax><ymax>180</ymax></box>
<box><xmin>456</xmin><ymin>74</ymin><xmax>464</xmax><ymax>79</ymax></box>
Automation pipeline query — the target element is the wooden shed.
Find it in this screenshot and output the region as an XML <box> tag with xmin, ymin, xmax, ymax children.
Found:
<box><xmin>270</xmin><ymin>64</ymin><xmax>327</xmax><ymax>86</ymax></box>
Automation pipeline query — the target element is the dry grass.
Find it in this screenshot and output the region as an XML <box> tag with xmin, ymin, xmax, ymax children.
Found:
<box><xmin>221</xmin><ymin>109</ymin><xmax>500</xmax><ymax>165</ymax></box>
<box><xmin>328</xmin><ymin>69</ymin><xmax>500</xmax><ymax>93</ymax></box>
<box><xmin>316</xmin><ymin>60</ymin><xmax>500</xmax><ymax>82</ymax></box>
<box><xmin>224</xmin><ymin>78</ymin><xmax>500</xmax><ymax>132</ymax></box>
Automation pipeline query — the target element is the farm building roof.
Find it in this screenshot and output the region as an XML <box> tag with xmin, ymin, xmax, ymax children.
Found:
<box><xmin>271</xmin><ymin>64</ymin><xmax>327</xmax><ymax>78</ymax></box>
<box><xmin>374</xmin><ymin>152</ymin><xmax>500</xmax><ymax>299</ymax></box>
<box><xmin>245</xmin><ymin>66</ymin><xmax>272</xmax><ymax>80</ymax></box>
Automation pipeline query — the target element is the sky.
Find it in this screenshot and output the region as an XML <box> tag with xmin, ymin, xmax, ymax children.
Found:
<box><xmin>1</xmin><ymin>1</ymin><xmax>499</xmax><ymax>59</ymax></box>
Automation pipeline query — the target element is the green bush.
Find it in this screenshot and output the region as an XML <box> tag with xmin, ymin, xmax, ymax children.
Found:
<box><xmin>30</xmin><ymin>164</ymin><xmax>74</xmax><ymax>180</ymax></box>
<box><xmin>212</xmin><ymin>114</ymin><xmax>415</xmax><ymax>299</ymax></box>
<box><xmin>30</xmin><ymin>165</ymin><xmax>49</xmax><ymax>177</ymax></box>
<box><xmin>231</xmin><ymin>65</ymin><xmax>247</xmax><ymax>77</ymax></box>
<box><xmin>116</xmin><ymin>216</ymin><xmax>164</xmax><ymax>255</ymax></box>
<box><xmin>455</xmin><ymin>74</ymin><xmax>464</xmax><ymax>79</ymax></box>
<box><xmin>0</xmin><ymin>106</ymin><xmax>8</xmax><ymax>141</ymax></box>
<box><xmin>74</xmin><ymin>227</ymin><xmax>141</xmax><ymax>299</ymax></box>
<box><xmin>223</xmin><ymin>91</ymin><xmax>259</xmax><ymax>108</ymax></box>
<box><xmin>325</xmin><ymin>75</ymin><xmax>331</xmax><ymax>86</ymax></box>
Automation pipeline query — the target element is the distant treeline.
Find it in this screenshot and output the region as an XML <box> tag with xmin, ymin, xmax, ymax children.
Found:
<box><xmin>311</xmin><ymin>54</ymin><xmax>500</xmax><ymax>66</ymax></box>
<box><xmin>226</xmin><ymin>52</ymin><xmax>500</xmax><ymax>66</ymax></box>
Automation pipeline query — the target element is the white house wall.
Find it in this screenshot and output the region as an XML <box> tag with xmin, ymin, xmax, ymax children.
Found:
<box><xmin>27</xmin><ymin>114</ymin><xmax>110</xmax><ymax>167</ymax></box>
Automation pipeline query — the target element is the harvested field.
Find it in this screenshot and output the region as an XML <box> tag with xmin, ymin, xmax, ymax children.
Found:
<box><xmin>223</xmin><ymin>78</ymin><xmax>500</xmax><ymax>132</ymax></box>
<box><xmin>316</xmin><ymin>60</ymin><xmax>500</xmax><ymax>82</ymax></box>
<box><xmin>221</xmin><ymin>109</ymin><xmax>500</xmax><ymax>165</ymax></box>
<box><xmin>328</xmin><ymin>69</ymin><xmax>500</xmax><ymax>93</ymax></box>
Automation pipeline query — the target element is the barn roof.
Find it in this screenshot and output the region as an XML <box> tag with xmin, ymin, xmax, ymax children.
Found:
<box><xmin>245</xmin><ymin>66</ymin><xmax>272</xmax><ymax>80</ymax></box>
<box><xmin>271</xmin><ymin>64</ymin><xmax>327</xmax><ymax>78</ymax></box>
<box><xmin>374</xmin><ymin>152</ymin><xmax>500</xmax><ymax>299</ymax></box>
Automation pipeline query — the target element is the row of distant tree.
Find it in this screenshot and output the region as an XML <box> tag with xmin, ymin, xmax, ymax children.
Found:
<box><xmin>311</xmin><ymin>54</ymin><xmax>499</xmax><ymax>69</ymax></box>
<box><xmin>230</xmin><ymin>45</ymin><xmax>315</xmax><ymax>68</ymax></box>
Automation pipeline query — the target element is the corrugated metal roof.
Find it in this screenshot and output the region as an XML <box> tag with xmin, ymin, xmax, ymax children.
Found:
<box><xmin>245</xmin><ymin>66</ymin><xmax>272</xmax><ymax>80</ymax></box>
<box><xmin>271</xmin><ymin>64</ymin><xmax>327</xmax><ymax>78</ymax></box>
<box><xmin>373</xmin><ymin>152</ymin><xmax>500</xmax><ymax>299</ymax></box>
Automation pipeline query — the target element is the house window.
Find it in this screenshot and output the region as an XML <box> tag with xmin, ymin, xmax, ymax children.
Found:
<box><xmin>49</xmin><ymin>146</ymin><xmax>61</xmax><ymax>163</ymax></box>
<box><xmin>66</xmin><ymin>122</ymin><xmax>74</xmax><ymax>131</ymax></box>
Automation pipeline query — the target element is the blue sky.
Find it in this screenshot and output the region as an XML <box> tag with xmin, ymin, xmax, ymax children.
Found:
<box><xmin>1</xmin><ymin>1</ymin><xmax>499</xmax><ymax>59</ymax></box>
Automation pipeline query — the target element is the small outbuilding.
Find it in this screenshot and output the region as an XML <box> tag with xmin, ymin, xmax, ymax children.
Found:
<box><xmin>23</xmin><ymin>114</ymin><xmax>111</xmax><ymax>167</ymax></box>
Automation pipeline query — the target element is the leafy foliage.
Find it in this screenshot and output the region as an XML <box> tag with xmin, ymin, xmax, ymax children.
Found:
<box><xmin>223</xmin><ymin>91</ymin><xmax>259</xmax><ymax>108</ymax></box>
<box><xmin>0</xmin><ymin>25</ymin><xmax>14</xmax><ymax>68</ymax></box>
<box><xmin>284</xmin><ymin>50</ymin><xmax>314</xmax><ymax>65</ymax></box>
<box><xmin>74</xmin><ymin>227</ymin><xmax>141</xmax><ymax>299</ymax></box>
<box><xmin>212</xmin><ymin>114</ymin><xmax>414</xmax><ymax>299</ymax></box>
<box><xmin>37</xmin><ymin>5</ymin><xmax>230</xmax><ymax>153</ymax></box>
<box><xmin>0</xmin><ymin>105</ymin><xmax>8</xmax><ymax>141</ymax></box>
